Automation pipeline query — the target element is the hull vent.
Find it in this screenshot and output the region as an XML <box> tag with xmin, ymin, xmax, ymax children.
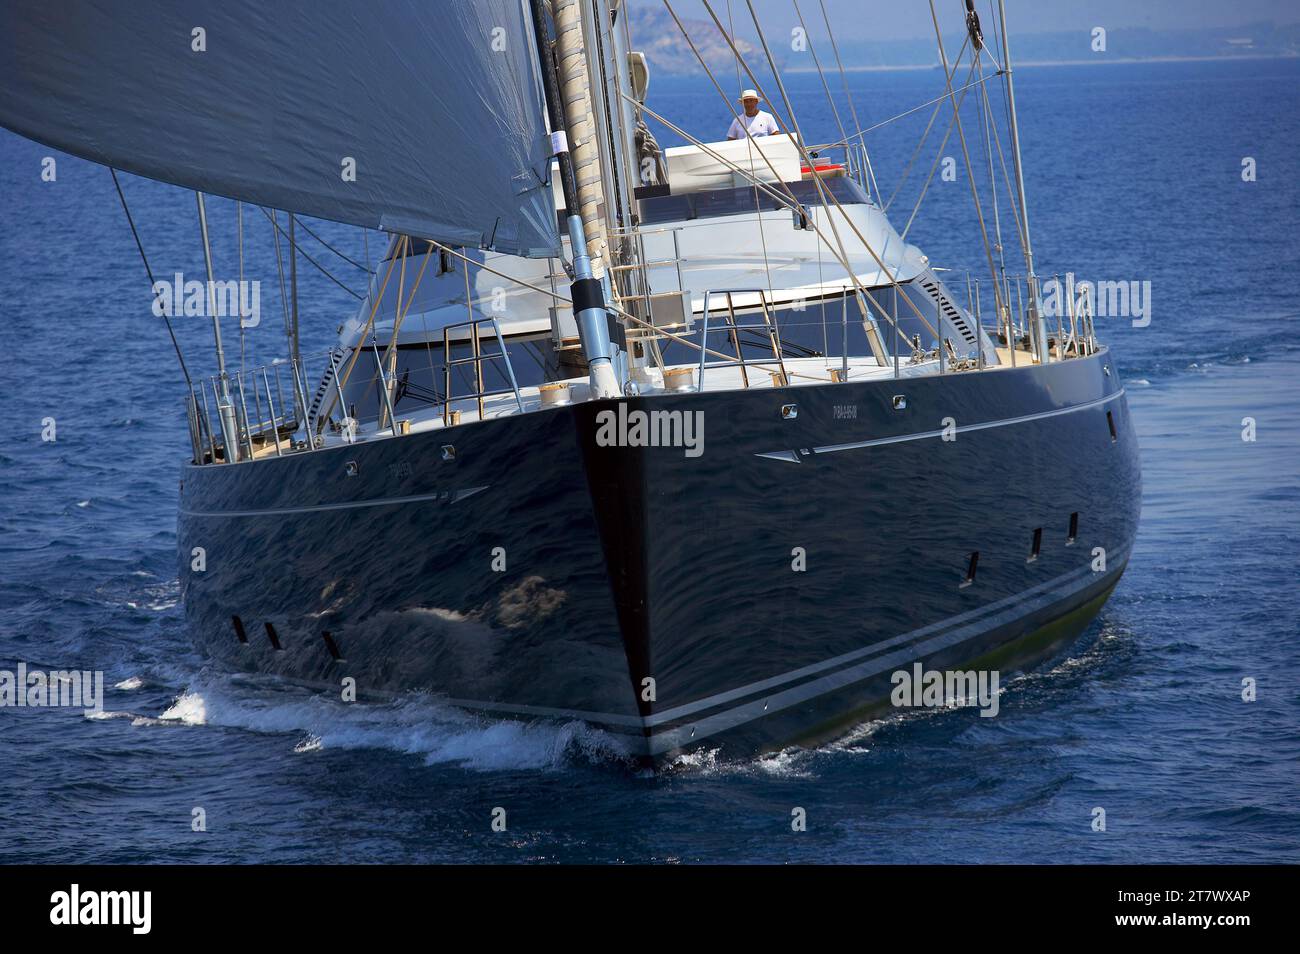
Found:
<box><xmin>321</xmin><ymin>631</ymin><xmax>343</xmax><ymax>662</ymax></box>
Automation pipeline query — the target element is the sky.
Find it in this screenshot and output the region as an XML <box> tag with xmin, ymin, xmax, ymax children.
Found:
<box><xmin>638</xmin><ymin>0</ymin><xmax>1300</xmax><ymax>42</ymax></box>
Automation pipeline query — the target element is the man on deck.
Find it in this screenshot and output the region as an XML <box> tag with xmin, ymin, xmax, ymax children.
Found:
<box><xmin>726</xmin><ymin>89</ymin><xmax>780</xmax><ymax>140</ymax></box>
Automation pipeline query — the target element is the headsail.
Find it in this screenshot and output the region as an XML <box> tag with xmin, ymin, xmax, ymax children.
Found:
<box><xmin>0</xmin><ymin>0</ymin><xmax>560</xmax><ymax>257</ymax></box>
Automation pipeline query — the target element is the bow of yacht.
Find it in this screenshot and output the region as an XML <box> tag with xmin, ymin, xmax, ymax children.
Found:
<box><xmin>0</xmin><ymin>0</ymin><xmax>1141</xmax><ymax>764</ymax></box>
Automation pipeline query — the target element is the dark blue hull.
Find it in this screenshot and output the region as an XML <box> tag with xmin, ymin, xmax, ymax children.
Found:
<box><xmin>177</xmin><ymin>348</ymin><xmax>1141</xmax><ymax>762</ymax></box>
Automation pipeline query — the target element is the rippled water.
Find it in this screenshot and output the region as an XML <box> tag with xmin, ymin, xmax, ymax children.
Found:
<box><xmin>0</xmin><ymin>59</ymin><xmax>1297</xmax><ymax>863</ymax></box>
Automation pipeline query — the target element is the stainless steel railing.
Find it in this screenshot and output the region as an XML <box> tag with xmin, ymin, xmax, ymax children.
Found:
<box><xmin>697</xmin><ymin>289</ymin><xmax>789</xmax><ymax>391</ymax></box>
<box><xmin>957</xmin><ymin>270</ymin><xmax>1100</xmax><ymax>361</ymax></box>
<box><xmin>440</xmin><ymin>316</ymin><xmax>524</xmax><ymax>426</ymax></box>
<box><xmin>187</xmin><ymin>350</ymin><xmax>334</xmax><ymax>465</ymax></box>
<box><xmin>186</xmin><ymin>321</ymin><xmax>531</xmax><ymax>466</ymax></box>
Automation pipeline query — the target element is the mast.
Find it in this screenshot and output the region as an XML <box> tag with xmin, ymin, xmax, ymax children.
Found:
<box><xmin>580</xmin><ymin>0</ymin><xmax>640</xmax><ymax>244</ymax></box>
<box><xmin>530</xmin><ymin>0</ymin><xmax>620</xmax><ymax>399</ymax></box>
<box><xmin>580</xmin><ymin>0</ymin><xmax>652</xmax><ymax>360</ymax></box>
<box><xmin>552</xmin><ymin>0</ymin><xmax>610</xmax><ymax>277</ymax></box>
<box><xmin>996</xmin><ymin>0</ymin><xmax>1049</xmax><ymax>363</ymax></box>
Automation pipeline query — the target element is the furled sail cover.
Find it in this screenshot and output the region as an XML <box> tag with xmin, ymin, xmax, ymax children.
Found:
<box><xmin>0</xmin><ymin>0</ymin><xmax>560</xmax><ymax>257</ymax></box>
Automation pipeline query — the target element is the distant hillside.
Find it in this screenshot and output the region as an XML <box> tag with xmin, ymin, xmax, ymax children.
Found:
<box><xmin>825</xmin><ymin>22</ymin><xmax>1300</xmax><ymax>69</ymax></box>
<box><xmin>628</xmin><ymin>5</ymin><xmax>761</xmax><ymax>78</ymax></box>
<box><xmin>629</xmin><ymin>9</ymin><xmax>1300</xmax><ymax>75</ymax></box>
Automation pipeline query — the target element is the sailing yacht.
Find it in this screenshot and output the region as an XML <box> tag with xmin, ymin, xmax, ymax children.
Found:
<box><xmin>0</xmin><ymin>0</ymin><xmax>1140</xmax><ymax>764</ymax></box>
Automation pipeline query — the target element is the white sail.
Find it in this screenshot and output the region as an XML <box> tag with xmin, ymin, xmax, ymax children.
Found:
<box><xmin>0</xmin><ymin>0</ymin><xmax>560</xmax><ymax>257</ymax></box>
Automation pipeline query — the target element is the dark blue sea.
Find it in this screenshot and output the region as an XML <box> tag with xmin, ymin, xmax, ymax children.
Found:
<box><xmin>1</xmin><ymin>59</ymin><xmax>1297</xmax><ymax>864</ymax></box>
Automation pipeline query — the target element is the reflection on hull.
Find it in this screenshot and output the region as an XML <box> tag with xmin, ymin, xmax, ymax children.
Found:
<box><xmin>178</xmin><ymin>348</ymin><xmax>1141</xmax><ymax>763</ymax></box>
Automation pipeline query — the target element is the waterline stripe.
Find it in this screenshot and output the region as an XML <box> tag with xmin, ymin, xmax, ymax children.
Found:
<box><xmin>180</xmin><ymin>486</ymin><xmax>488</xmax><ymax>518</ymax></box>
<box><xmin>646</xmin><ymin>560</ymin><xmax>1126</xmax><ymax>755</ymax></box>
<box><xmin>643</xmin><ymin>548</ymin><xmax>1127</xmax><ymax>727</ymax></box>
<box><xmin>757</xmin><ymin>389</ymin><xmax>1125</xmax><ymax>462</ymax></box>
<box><xmin>437</xmin><ymin>547</ymin><xmax>1129</xmax><ymax>737</ymax></box>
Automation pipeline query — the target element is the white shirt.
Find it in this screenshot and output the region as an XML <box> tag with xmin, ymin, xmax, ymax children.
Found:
<box><xmin>726</xmin><ymin>110</ymin><xmax>780</xmax><ymax>140</ymax></box>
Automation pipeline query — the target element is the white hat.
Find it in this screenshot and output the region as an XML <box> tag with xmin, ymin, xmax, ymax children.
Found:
<box><xmin>738</xmin><ymin>89</ymin><xmax>760</xmax><ymax>102</ymax></box>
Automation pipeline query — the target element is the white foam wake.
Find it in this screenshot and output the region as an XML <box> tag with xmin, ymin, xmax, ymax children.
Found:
<box><xmin>139</xmin><ymin>678</ymin><xmax>629</xmax><ymax>772</ymax></box>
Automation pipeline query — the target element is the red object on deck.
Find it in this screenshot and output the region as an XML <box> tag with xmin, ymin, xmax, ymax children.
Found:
<box><xmin>801</xmin><ymin>163</ymin><xmax>845</xmax><ymax>174</ymax></box>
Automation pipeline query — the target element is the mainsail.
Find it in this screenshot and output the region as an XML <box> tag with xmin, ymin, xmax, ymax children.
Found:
<box><xmin>0</xmin><ymin>0</ymin><xmax>560</xmax><ymax>257</ymax></box>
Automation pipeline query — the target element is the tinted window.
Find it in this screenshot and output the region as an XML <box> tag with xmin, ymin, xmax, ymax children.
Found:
<box><xmin>640</xmin><ymin>176</ymin><xmax>869</xmax><ymax>225</ymax></box>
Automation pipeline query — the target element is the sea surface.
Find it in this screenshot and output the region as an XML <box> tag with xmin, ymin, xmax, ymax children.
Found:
<box><xmin>0</xmin><ymin>58</ymin><xmax>1297</xmax><ymax>863</ymax></box>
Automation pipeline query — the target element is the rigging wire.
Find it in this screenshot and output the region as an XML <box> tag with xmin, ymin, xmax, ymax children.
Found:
<box><xmin>380</xmin><ymin>236</ymin><xmax>434</xmax><ymax>418</ymax></box>
<box><xmin>658</xmin><ymin>0</ymin><xmax>939</xmax><ymax>344</ymax></box>
<box><xmin>661</xmin><ymin>0</ymin><xmax>801</xmax><ymax>211</ymax></box>
<box><xmin>633</xmin><ymin>94</ymin><xmax>800</xmax><ymax>213</ymax></box>
<box><xmin>108</xmin><ymin>168</ymin><xmax>193</xmax><ymax>389</ymax></box>
<box><xmin>663</xmin><ymin>0</ymin><xmax>824</xmax><ymax>333</ymax></box>
<box><xmin>970</xmin><ymin>31</ymin><xmax>1014</xmax><ymax>346</ymax></box>
<box><xmin>428</xmin><ymin>236</ymin><xmax>814</xmax><ymax>376</ymax></box>
<box><xmin>721</xmin><ymin>1</ymin><xmax>779</xmax><ymax>321</ymax></box>
<box><xmin>736</xmin><ymin>0</ymin><xmax>807</xmax><ymax>335</ymax></box>
<box><xmin>256</xmin><ymin>205</ymin><xmax>364</xmax><ymax>300</ymax></box>
<box><xmin>720</xmin><ymin>0</ymin><xmax>899</xmax><ymax>353</ymax></box>
<box><xmin>822</xmin><ymin>69</ymin><xmax>993</xmax><ymax>145</ymax></box>
<box><xmin>268</xmin><ymin>208</ymin><xmax>310</xmax><ymax>425</ymax></box>
<box><xmin>816</xmin><ymin>0</ymin><xmax>879</xmax><ymax>200</ymax></box>
<box><xmin>974</xmin><ymin>45</ymin><xmax>1008</xmax><ymax>281</ymax></box>
<box><xmin>629</xmin><ymin>93</ymin><xmax>920</xmax><ymax>345</ymax></box>
<box><xmin>792</xmin><ymin>0</ymin><xmax>848</xmax><ymax>329</ymax></box>
<box><xmin>899</xmin><ymin>55</ymin><xmax>978</xmax><ymax>240</ymax></box>
<box><xmin>237</xmin><ymin>200</ymin><xmax>247</xmax><ymax>376</ymax></box>
<box><xmin>982</xmin><ymin>0</ymin><xmax>1032</xmax><ymax>272</ymax></box>
<box><xmin>702</xmin><ymin>0</ymin><xmax>941</xmax><ymax>344</ymax></box>
<box><xmin>314</xmin><ymin>1</ymin><xmax>1040</xmax><ymax>403</ymax></box>
<box><xmin>726</xmin><ymin>0</ymin><xmax>741</xmax><ymax>90</ymax></box>
<box><xmin>928</xmin><ymin>0</ymin><xmax>1006</xmax><ymax>321</ymax></box>
<box><xmin>314</xmin><ymin>242</ymin><xmax>404</xmax><ymax>426</ymax></box>
<box><xmin>293</xmin><ymin>215</ymin><xmax>373</xmax><ymax>274</ymax></box>
<box><xmin>883</xmin><ymin>34</ymin><xmax>971</xmax><ymax>213</ymax></box>
<box><xmin>980</xmin><ymin>64</ymin><xmax>1029</xmax><ymax>270</ymax></box>
<box><xmin>883</xmin><ymin>99</ymin><xmax>944</xmax><ymax>213</ymax></box>
<box><xmin>268</xmin><ymin>209</ymin><xmax>293</xmax><ymax>352</ymax></box>
<box><xmin>728</xmin><ymin>0</ymin><xmax>776</xmax><ymax>325</ymax></box>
